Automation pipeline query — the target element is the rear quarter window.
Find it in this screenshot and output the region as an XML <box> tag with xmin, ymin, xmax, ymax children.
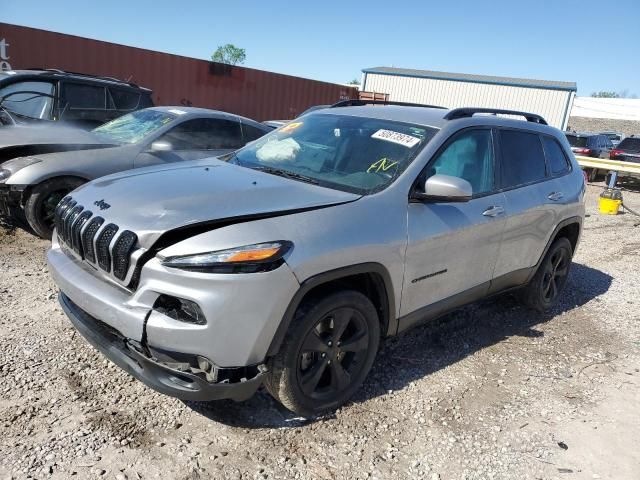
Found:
<box><xmin>542</xmin><ymin>136</ymin><xmax>570</xmax><ymax>175</ymax></box>
<box><xmin>617</xmin><ymin>137</ymin><xmax>640</xmax><ymax>152</ymax></box>
<box><xmin>109</xmin><ymin>89</ymin><xmax>140</xmax><ymax>110</ymax></box>
<box><xmin>499</xmin><ymin>130</ymin><xmax>547</xmax><ymax>188</ymax></box>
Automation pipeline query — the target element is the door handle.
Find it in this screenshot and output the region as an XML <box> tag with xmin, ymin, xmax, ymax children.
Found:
<box><xmin>482</xmin><ymin>205</ymin><xmax>505</xmax><ymax>217</ymax></box>
<box><xmin>548</xmin><ymin>192</ymin><xmax>564</xmax><ymax>201</ymax></box>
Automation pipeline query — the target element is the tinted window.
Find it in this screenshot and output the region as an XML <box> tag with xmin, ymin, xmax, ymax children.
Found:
<box><xmin>617</xmin><ymin>137</ymin><xmax>640</xmax><ymax>152</ymax></box>
<box><xmin>565</xmin><ymin>134</ymin><xmax>588</xmax><ymax>148</ymax></box>
<box><xmin>500</xmin><ymin>130</ymin><xmax>546</xmax><ymax>188</ymax></box>
<box><xmin>242</xmin><ymin>123</ymin><xmax>268</xmax><ymax>143</ymax></box>
<box><xmin>427</xmin><ymin>129</ymin><xmax>494</xmax><ymax>195</ymax></box>
<box><xmin>542</xmin><ymin>136</ymin><xmax>570</xmax><ymax>175</ymax></box>
<box><xmin>0</xmin><ymin>80</ymin><xmax>54</xmax><ymax>119</ymax></box>
<box><xmin>159</xmin><ymin>118</ymin><xmax>243</xmax><ymax>150</ymax></box>
<box><xmin>109</xmin><ymin>89</ymin><xmax>140</xmax><ymax>110</ymax></box>
<box><xmin>139</xmin><ymin>93</ymin><xmax>154</xmax><ymax>108</ymax></box>
<box><xmin>63</xmin><ymin>83</ymin><xmax>105</xmax><ymax>109</ymax></box>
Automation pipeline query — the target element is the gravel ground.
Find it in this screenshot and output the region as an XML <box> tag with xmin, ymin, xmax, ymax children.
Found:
<box><xmin>1</xmin><ymin>183</ymin><xmax>639</xmax><ymax>480</ymax></box>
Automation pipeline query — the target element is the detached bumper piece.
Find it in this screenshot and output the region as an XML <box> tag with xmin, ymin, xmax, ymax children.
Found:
<box><xmin>59</xmin><ymin>293</ymin><xmax>265</xmax><ymax>402</ymax></box>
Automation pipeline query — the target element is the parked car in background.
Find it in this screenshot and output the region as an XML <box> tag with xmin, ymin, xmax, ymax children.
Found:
<box><xmin>610</xmin><ymin>135</ymin><xmax>640</xmax><ymax>163</ymax></box>
<box><xmin>0</xmin><ymin>106</ymin><xmax>270</xmax><ymax>238</ymax></box>
<box><xmin>0</xmin><ymin>69</ymin><xmax>153</xmax><ymax>129</ymax></box>
<box><xmin>565</xmin><ymin>132</ymin><xmax>614</xmax><ymax>181</ymax></box>
<box><xmin>600</xmin><ymin>131</ymin><xmax>625</xmax><ymax>147</ymax></box>
<box><xmin>263</xmin><ymin>104</ymin><xmax>332</xmax><ymax>129</ymax></box>
<box><xmin>47</xmin><ymin>104</ymin><xmax>584</xmax><ymax>416</ymax></box>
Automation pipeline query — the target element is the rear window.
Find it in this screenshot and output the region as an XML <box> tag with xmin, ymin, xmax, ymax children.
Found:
<box><xmin>565</xmin><ymin>134</ymin><xmax>588</xmax><ymax>148</ymax></box>
<box><xmin>109</xmin><ymin>89</ymin><xmax>140</xmax><ymax>110</ymax></box>
<box><xmin>499</xmin><ymin>130</ymin><xmax>547</xmax><ymax>188</ymax></box>
<box><xmin>617</xmin><ymin>137</ymin><xmax>640</xmax><ymax>152</ymax></box>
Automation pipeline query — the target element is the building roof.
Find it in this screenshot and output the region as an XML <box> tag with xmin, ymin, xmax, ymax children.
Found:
<box><xmin>362</xmin><ymin>66</ymin><xmax>577</xmax><ymax>92</ymax></box>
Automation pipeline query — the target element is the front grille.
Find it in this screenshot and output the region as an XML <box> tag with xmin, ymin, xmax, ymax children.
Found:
<box><xmin>54</xmin><ymin>196</ymin><xmax>140</xmax><ymax>286</ymax></box>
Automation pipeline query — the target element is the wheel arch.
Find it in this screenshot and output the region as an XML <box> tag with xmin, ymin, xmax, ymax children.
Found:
<box><xmin>21</xmin><ymin>174</ymin><xmax>89</xmax><ymax>206</ymax></box>
<box><xmin>266</xmin><ymin>263</ymin><xmax>397</xmax><ymax>358</ymax></box>
<box><xmin>529</xmin><ymin>216</ymin><xmax>582</xmax><ymax>281</ymax></box>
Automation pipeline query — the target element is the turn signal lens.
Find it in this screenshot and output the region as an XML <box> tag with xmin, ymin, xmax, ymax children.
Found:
<box><xmin>160</xmin><ymin>241</ymin><xmax>292</xmax><ymax>273</ymax></box>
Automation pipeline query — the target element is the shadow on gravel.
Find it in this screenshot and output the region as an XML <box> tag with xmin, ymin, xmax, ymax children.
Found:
<box><xmin>186</xmin><ymin>262</ymin><xmax>612</xmax><ymax>429</ymax></box>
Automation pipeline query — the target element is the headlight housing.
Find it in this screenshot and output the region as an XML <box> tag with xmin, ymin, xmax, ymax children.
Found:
<box><xmin>159</xmin><ymin>241</ymin><xmax>293</xmax><ymax>273</ymax></box>
<box><xmin>0</xmin><ymin>169</ymin><xmax>10</xmax><ymax>183</ymax></box>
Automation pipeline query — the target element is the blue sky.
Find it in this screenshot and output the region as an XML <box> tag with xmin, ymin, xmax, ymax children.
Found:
<box><xmin>3</xmin><ymin>0</ymin><xmax>639</xmax><ymax>96</ymax></box>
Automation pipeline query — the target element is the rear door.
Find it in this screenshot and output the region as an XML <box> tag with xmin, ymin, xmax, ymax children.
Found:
<box><xmin>402</xmin><ymin>128</ymin><xmax>507</xmax><ymax>317</ymax></box>
<box><xmin>134</xmin><ymin>117</ymin><xmax>244</xmax><ymax>168</ymax></box>
<box><xmin>491</xmin><ymin>129</ymin><xmax>556</xmax><ymax>284</ymax></box>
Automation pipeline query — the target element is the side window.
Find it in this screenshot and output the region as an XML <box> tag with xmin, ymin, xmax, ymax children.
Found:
<box><xmin>139</xmin><ymin>93</ymin><xmax>154</xmax><ymax>108</ymax></box>
<box><xmin>62</xmin><ymin>83</ymin><xmax>106</xmax><ymax>110</ymax></box>
<box><xmin>499</xmin><ymin>130</ymin><xmax>547</xmax><ymax>188</ymax></box>
<box><xmin>0</xmin><ymin>80</ymin><xmax>55</xmax><ymax>119</ymax></box>
<box><xmin>158</xmin><ymin>118</ymin><xmax>243</xmax><ymax>150</ymax></box>
<box><xmin>109</xmin><ymin>89</ymin><xmax>140</xmax><ymax>110</ymax></box>
<box><xmin>541</xmin><ymin>136</ymin><xmax>570</xmax><ymax>175</ymax></box>
<box><xmin>242</xmin><ymin>123</ymin><xmax>268</xmax><ymax>143</ymax></box>
<box><xmin>427</xmin><ymin>129</ymin><xmax>495</xmax><ymax>196</ymax></box>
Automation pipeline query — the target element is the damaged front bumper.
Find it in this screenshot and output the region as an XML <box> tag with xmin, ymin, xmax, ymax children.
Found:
<box><xmin>0</xmin><ymin>183</ymin><xmax>26</xmax><ymax>217</ymax></box>
<box><xmin>59</xmin><ymin>292</ymin><xmax>265</xmax><ymax>401</ymax></box>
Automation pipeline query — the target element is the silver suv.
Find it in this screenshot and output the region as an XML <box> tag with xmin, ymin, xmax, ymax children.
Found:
<box><xmin>47</xmin><ymin>102</ymin><xmax>585</xmax><ymax>416</ymax></box>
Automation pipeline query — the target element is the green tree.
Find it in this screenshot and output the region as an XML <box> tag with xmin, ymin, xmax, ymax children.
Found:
<box><xmin>348</xmin><ymin>78</ymin><xmax>360</xmax><ymax>85</ymax></box>
<box><xmin>211</xmin><ymin>44</ymin><xmax>246</xmax><ymax>65</ymax></box>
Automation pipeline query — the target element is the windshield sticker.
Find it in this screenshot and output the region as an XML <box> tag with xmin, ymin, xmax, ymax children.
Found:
<box><xmin>167</xmin><ymin>109</ymin><xmax>187</xmax><ymax>115</ymax></box>
<box><xmin>367</xmin><ymin>158</ymin><xmax>398</xmax><ymax>173</ymax></box>
<box><xmin>371</xmin><ymin>129</ymin><xmax>421</xmax><ymax>148</ymax></box>
<box><xmin>279</xmin><ymin>122</ymin><xmax>303</xmax><ymax>134</ymax></box>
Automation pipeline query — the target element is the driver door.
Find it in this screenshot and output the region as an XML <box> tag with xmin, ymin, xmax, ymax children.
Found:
<box><xmin>135</xmin><ymin>117</ymin><xmax>244</xmax><ymax>168</ymax></box>
<box><xmin>401</xmin><ymin>128</ymin><xmax>507</xmax><ymax>320</ymax></box>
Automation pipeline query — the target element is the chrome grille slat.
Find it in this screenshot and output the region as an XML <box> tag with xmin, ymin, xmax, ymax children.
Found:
<box><xmin>64</xmin><ymin>206</ymin><xmax>84</xmax><ymax>245</ymax></box>
<box><xmin>71</xmin><ymin>210</ymin><xmax>93</xmax><ymax>256</ymax></box>
<box><xmin>96</xmin><ymin>224</ymin><xmax>119</xmax><ymax>272</ymax></box>
<box><xmin>58</xmin><ymin>200</ymin><xmax>77</xmax><ymax>244</ymax></box>
<box><xmin>54</xmin><ymin>197</ymin><xmax>72</xmax><ymax>235</ymax></box>
<box><xmin>112</xmin><ymin>231</ymin><xmax>138</xmax><ymax>280</ymax></box>
<box><xmin>82</xmin><ymin>217</ymin><xmax>104</xmax><ymax>264</ymax></box>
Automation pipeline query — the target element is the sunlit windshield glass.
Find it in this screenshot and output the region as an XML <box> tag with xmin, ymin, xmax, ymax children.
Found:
<box><xmin>231</xmin><ymin>113</ymin><xmax>438</xmax><ymax>194</ymax></box>
<box><xmin>92</xmin><ymin>110</ymin><xmax>175</xmax><ymax>144</ymax></box>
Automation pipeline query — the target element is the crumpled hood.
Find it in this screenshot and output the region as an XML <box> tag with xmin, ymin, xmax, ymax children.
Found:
<box><xmin>0</xmin><ymin>124</ymin><xmax>111</xmax><ymax>148</ymax></box>
<box><xmin>69</xmin><ymin>159</ymin><xmax>361</xmax><ymax>248</ymax></box>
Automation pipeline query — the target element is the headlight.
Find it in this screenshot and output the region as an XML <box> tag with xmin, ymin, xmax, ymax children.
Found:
<box><xmin>0</xmin><ymin>169</ymin><xmax>10</xmax><ymax>182</ymax></box>
<box><xmin>2</xmin><ymin>156</ymin><xmax>42</xmax><ymax>174</ymax></box>
<box><xmin>160</xmin><ymin>241</ymin><xmax>293</xmax><ymax>273</ymax></box>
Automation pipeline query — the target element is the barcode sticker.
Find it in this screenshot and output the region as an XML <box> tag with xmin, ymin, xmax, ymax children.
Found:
<box><xmin>371</xmin><ymin>129</ymin><xmax>421</xmax><ymax>148</ymax></box>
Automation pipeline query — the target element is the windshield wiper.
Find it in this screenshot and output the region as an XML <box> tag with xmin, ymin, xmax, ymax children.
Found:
<box><xmin>253</xmin><ymin>166</ymin><xmax>319</xmax><ymax>185</ymax></box>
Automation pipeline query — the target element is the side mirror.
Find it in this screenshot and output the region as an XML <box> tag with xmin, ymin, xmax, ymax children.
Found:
<box><xmin>149</xmin><ymin>140</ymin><xmax>173</xmax><ymax>152</ymax></box>
<box><xmin>411</xmin><ymin>174</ymin><xmax>472</xmax><ymax>203</ymax></box>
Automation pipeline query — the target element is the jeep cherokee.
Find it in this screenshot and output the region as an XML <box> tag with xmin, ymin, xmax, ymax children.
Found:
<box><xmin>47</xmin><ymin>102</ymin><xmax>585</xmax><ymax>416</ymax></box>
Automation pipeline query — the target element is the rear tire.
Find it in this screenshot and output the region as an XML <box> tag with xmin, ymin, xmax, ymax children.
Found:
<box><xmin>520</xmin><ymin>237</ymin><xmax>573</xmax><ymax>312</ymax></box>
<box><xmin>265</xmin><ymin>290</ymin><xmax>380</xmax><ymax>417</ymax></box>
<box><xmin>25</xmin><ymin>177</ymin><xmax>84</xmax><ymax>240</ymax></box>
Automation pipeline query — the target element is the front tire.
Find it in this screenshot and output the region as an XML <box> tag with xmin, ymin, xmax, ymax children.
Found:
<box><xmin>265</xmin><ymin>291</ymin><xmax>380</xmax><ymax>417</ymax></box>
<box><xmin>521</xmin><ymin>237</ymin><xmax>573</xmax><ymax>312</ymax></box>
<box><xmin>25</xmin><ymin>177</ymin><xmax>84</xmax><ymax>240</ymax></box>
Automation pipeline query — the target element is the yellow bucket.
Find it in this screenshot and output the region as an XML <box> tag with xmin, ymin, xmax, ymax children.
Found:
<box><xmin>599</xmin><ymin>197</ymin><xmax>621</xmax><ymax>215</ymax></box>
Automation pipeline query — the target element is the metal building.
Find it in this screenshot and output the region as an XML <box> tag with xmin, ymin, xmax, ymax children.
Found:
<box><xmin>361</xmin><ymin>66</ymin><xmax>576</xmax><ymax>129</ymax></box>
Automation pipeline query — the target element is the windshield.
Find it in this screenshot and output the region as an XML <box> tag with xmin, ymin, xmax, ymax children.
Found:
<box><xmin>92</xmin><ymin>109</ymin><xmax>175</xmax><ymax>144</ymax></box>
<box><xmin>617</xmin><ymin>137</ymin><xmax>640</xmax><ymax>153</ymax></box>
<box><xmin>566</xmin><ymin>134</ymin><xmax>588</xmax><ymax>148</ymax></box>
<box><xmin>230</xmin><ymin>113</ymin><xmax>438</xmax><ymax>194</ymax></box>
<box><xmin>0</xmin><ymin>81</ymin><xmax>55</xmax><ymax>120</ymax></box>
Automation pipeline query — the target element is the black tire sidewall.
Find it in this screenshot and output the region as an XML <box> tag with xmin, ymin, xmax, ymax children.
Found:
<box><xmin>527</xmin><ymin>237</ymin><xmax>573</xmax><ymax>311</ymax></box>
<box><xmin>269</xmin><ymin>290</ymin><xmax>380</xmax><ymax>416</ymax></box>
<box><xmin>25</xmin><ymin>178</ymin><xmax>84</xmax><ymax>239</ymax></box>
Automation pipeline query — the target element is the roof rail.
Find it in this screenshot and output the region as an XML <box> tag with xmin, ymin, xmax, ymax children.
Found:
<box><xmin>23</xmin><ymin>67</ymin><xmax>141</xmax><ymax>88</ymax></box>
<box><xmin>331</xmin><ymin>99</ymin><xmax>446</xmax><ymax>109</ymax></box>
<box><xmin>444</xmin><ymin>108</ymin><xmax>548</xmax><ymax>125</ymax></box>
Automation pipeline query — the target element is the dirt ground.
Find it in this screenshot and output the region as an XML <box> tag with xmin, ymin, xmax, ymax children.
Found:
<box><xmin>1</xmin><ymin>182</ymin><xmax>639</xmax><ymax>480</ymax></box>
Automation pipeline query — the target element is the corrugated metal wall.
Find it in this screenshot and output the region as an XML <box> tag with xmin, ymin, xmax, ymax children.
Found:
<box><xmin>363</xmin><ymin>73</ymin><xmax>573</xmax><ymax>129</ymax></box>
<box><xmin>0</xmin><ymin>23</ymin><xmax>357</xmax><ymax>121</ymax></box>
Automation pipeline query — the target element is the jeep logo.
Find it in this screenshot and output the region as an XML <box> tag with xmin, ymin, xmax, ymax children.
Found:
<box><xmin>94</xmin><ymin>199</ymin><xmax>111</xmax><ymax>210</ymax></box>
